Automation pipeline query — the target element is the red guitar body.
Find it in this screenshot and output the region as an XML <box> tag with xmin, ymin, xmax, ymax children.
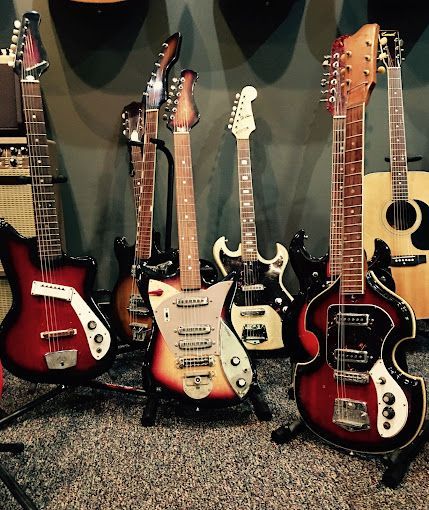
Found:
<box><xmin>0</xmin><ymin>222</ymin><xmax>115</xmax><ymax>384</ymax></box>
<box><xmin>294</xmin><ymin>271</ymin><xmax>426</xmax><ymax>453</ymax></box>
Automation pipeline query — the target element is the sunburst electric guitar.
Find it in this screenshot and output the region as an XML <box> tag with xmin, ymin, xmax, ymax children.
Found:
<box><xmin>294</xmin><ymin>24</ymin><xmax>426</xmax><ymax>454</ymax></box>
<box><xmin>213</xmin><ymin>87</ymin><xmax>293</xmax><ymax>354</ymax></box>
<box><xmin>139</xmin><ymin>70</ymin><xmax>255</xmax><ymax>403</ymax></box>
<box><xmin>364</xmin><ymin>31</ymin><xmax>429</xmax><ymax>320</ymax></box>
<box><xmin>0</xmin><ymin>12</ymin><xmax>115</xmax><ymax>383</ymax></box>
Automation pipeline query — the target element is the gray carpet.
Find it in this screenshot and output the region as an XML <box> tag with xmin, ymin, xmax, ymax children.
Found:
<box><xmin>0</xmin><ymin>339</ymin><xmax>428</xmax><ymax>510</ymax></box>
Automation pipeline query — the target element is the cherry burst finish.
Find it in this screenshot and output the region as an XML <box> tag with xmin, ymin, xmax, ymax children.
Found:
<box><xmin>364</xmin><ymin>31</ymin><xmax>429</xmax><ymax>320</ymax></box>
<box><xmin>140</xmin><ymin>70</ymin><xmax>254</xmax><ymax>403</ymax></box>
<box><xmin>112</xmin><ymin>34</ymin><xmax>182</xmax><ymax>344</ymax></box>
<box><xmin>0</xmin><ymin>12</ymin><xmax>115</xmax><ymax>384</ymax></box>
<box><xmin>213</xmin><ymin>87</ymin><xmax>293</xmax><ymax>354</ymax></box>
<box><xmin>294</xmin><ymin>24</ymin><xmax>426</xmax><ymax>453</ymax></box>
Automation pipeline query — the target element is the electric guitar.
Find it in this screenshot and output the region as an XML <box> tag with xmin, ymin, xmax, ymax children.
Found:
<box><xmin>364</xmin><ymin>31</ymin><xmax>429</xmax><ymax>320</ymax></box>
<box><xmin>139</xmin><ymin>70</ymin><xmax>254</xmax><ymax>402</ymax></box>
<box><xmin>0</xmin><ymin>11</ymin><xmax>115</xmax><ymax>383</ymax></box>
<box><xmin>213</xmin><ymin>87</ymin><xmax>293</xmax><ymax>354</ymax></box>
<box><xmin>294</xmin><ymin>24</ymin><xmax>426</xmax><ymax>454</ymax></box>
<box><xmin>112</xmin><ymin>33</ymin><xmax>182</xmax><ymax>344</ymax></box>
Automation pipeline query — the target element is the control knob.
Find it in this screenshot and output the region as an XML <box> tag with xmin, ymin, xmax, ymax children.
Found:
<box><xmin>88</xmin><ymin>320</ymin><xmax>97</xmax><ymax>330</ymax></box>
<box><xmin>10</xmin><ymin>146</ymin><xmax>18</xmax><ymax>156</ymax></box>
<box><xmin>94</xmin><ymin>334</ymin><xmax>104</xmax><ymax>344</ymax></box>
<box><xmin>9</xmin><ymin>158</ymin><xmax>17</xmax><ymax>167</ymax></box>
<box><xmin>236</xmin><ymin>378</ymin><xmax>247</xmax><ymax>388</ymax></box>
<box><xmin>382</xmin><ymin>392</ymin><xmax>395</xmax><ymax>405</ymax></box>
<box><xmin>382</xmin><ymin>406</ymin><xmax>395</xmax><ymax>419</ymax></box>
<box><xmin>231</xmin><ymin>356</ymin><xmax>240</xmax><ymax>366</ymax></box>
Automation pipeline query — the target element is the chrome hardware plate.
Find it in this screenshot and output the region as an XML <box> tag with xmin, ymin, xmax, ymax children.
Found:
<box><xmin>333</xmin><ymin>370</ymin><xmax>369</xmax><ymax>384</ymax></box>
<box><xmin>45</xmin><ymin>349</ymin><xmax>78</xmax><ymax>370</ymax></box>
<box><xmin>334</xmin><ymin>348</ymin><xmax>369</xmax><ymax>364</ymax></box>
<box><xmin>333</xmin><ymin>398</ymin><xmax>370</xmax><ymax>431</ymax></box>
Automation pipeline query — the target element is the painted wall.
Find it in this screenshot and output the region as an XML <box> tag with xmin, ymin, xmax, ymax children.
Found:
<box><xmin>1</xmin><ymin>0</ymin><xmax>428</xmax><ymax>292</ymax></box>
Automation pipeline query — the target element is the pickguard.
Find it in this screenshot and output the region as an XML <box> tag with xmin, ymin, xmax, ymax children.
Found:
<box><xmin>411</xmin><ymin>199</ymin><xmax>429</xmax><ymax>250</ymax></box>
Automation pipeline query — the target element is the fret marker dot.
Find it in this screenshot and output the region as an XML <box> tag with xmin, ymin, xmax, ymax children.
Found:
<box><xmin>37</xmin><ymin>160</ymin><xmax>41</xmax><ymax>164</ymax></box>
<box><xmin>351</xmin><ymin>209</ymin><xmax>354</xmax><ymax>213</ymax></box>
<box><xmin>32</xmin><ymin>114</ymin><xmax>36</xmax><ymax>119</ymax></box>
<box><xmin>184</xmin><ymin>198</ymin><xmax>187</xmax><ymax>202</ymax></box>
<box><xmin>242</xmin><ymin>176</ymin><xmax>248</xmax><ymax>180</ymax></box>
<box><xmin>188</xmin><ymin>255</ymin><xmax>191</xmax><ymax>259</ymax></box>
<box><xmin>188</xmin><ymin>266</ymin><xmax>192</xmax><ymax>270</ymax></box>
<box><xmin>351</xmin><ymin>189</ymin><xmax>355</xmax><ymax>193</ymax></box>
<box><xmin>185</xmin><ymin>215</ymin><xmax>188</xmax><ymax>219</ymax></box>
<box><xmin>182</xmin><ymin>160</ymin><xmax>186</xmax><ymax>164</ymax></box>
<box><xmin>241</xmin><ymin>160</ymin><xmax>247</xmax><ymax>164</ymax></box>
<box><xmin>350</xmin><ymin>258</ymin><xmax>354</xmax><ymax>262</ymax></box>
<box><xmin>182</xmin><ymin>180</ymin><xmax>186</xmax><ymax>184</ymax></box>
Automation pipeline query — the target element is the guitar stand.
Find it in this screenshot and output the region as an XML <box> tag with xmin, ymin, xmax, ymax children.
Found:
<box><xmin>271</xmin><ymin>417</ymin><xmax>429</xmax><ymax>488</ymax></box>
<box><xmin>0</xmin><ymin>443</ymin><xmax>39</xmax><ymax>509</ymax></box>
<box><xmin>141</xmin><ymin>382</ymin><xmax>272</xmax><ymax>426</ymax></box>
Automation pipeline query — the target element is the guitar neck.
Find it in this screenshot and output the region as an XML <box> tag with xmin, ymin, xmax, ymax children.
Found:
<box><xmin>173</xmin><ymin>132</ymin><xmax>201</xmax><ymax>290</ymax></box>
<box><xmin>388</xmin><ymin>66</ymin><xmax>409</xmax><ymax>200</ymax></box>
<box><xmin>237</xmin><ymin>139</ymin><xmax>258</xmax><ymax>262</ymax></box>
<box><xmin>342</xmin><ymin>103</ymin><xmax>365</xmax><ymax>295</ymax></box>
<box><xmin>134</xmin><ymin>109</ymin><xmax>159</xmax><ymax>260</ymax></box>
<box><xmin>329</xmin><ymin>114</ymin><xmax>346</xmax><ymax>277</ymax></box>
<box><xmin>21</xmin><ymin>80</ymin><xmax>62</xmax><ymax>261</ymax></box>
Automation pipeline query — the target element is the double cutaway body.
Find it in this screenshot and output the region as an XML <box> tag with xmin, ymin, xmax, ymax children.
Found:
<box><xmin>139</xmin><ymin>270</ymin><xmax>253</xmax><ymax>403</ymax></box>
<box><xmin>213</xmin><ymin>237</ymin><xmax>292</xmax><ymax>353</ymax></box>
<box><xmin>294</xmin><ymin>270</ymin><xmax>426</xmax><ymax>453</ymax></box>
<box><xmin>0</xmin><ymin>222</ymin><xmax>115</xmax><ymax>384</ymax></box>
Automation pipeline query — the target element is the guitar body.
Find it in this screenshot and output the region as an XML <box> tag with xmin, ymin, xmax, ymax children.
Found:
<box><xmin>140</xmin><ymin>269</ymin><xmax>253</xmax><ymax>404</ymax></box>
<box><xmin>0</xmin><ymin>221</ymin><xmax>115</xmax><ymax>384</ymax></box>
<box><xmin>294</xmin><ymin>270</ymin><xmax>426</xmax><ymax>453</ymax></box>
<box><xmin>364</xmin><ymin>171</ymin><xmax>429</xmax><ymax>319</ymax></box>
<box><xmin>213</xmin><ymin>236</ymin><xmax>292</xmax><ymax>353</ymax></box>
<box><xmin>111</xmin><ymin>233</ymin><xmax>178</xmax><ymax>343</ymax></box>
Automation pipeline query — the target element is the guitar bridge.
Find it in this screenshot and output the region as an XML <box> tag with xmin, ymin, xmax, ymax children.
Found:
<box><xmin>40</xmin><ymin>328</ymin><xmax>77</xmax><ymax>340</ymax></box>
<box><xmin>178</xmin><ymin>356</ymin><xmax>214</xmax><ymax>368</ymax></box>
<box><xmin>333</xmin><ymin>370</ymin><xmax>369</xmax><ymax>384</ymax></box>
<box><xmin>242</xmin><ymin>324</ymin><xmax>267</xmax><ymax>345</ymax></box>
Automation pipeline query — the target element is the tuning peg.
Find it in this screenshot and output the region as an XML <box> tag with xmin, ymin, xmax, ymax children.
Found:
<box><xmin>14</xmin><ymin>20</ymin><xmax>21</xmax><ymax>29</ymax></box>
<box><xmin>319</xmin><ymin>98</ymin><xmax>328</xmax><ymax>102</ymax></box>
<box><xmin>377</xmin><ymin>66</ymin><xmax>386</xmax><ymax>74</ymax></box>
<box><xmin>155</xmin><ymin>63</ymin><xmax>161</xmax><ymax>68</ymax></box>
<box><xmin>378</xmin><ymin>52</ymin><xmax>387</xmax><ymax>60</ymax></box>
<box><xmin>163</xmin><ymin>114</ymin><xmax>168</xmax><ymax>120</ymax></box>
<box><xmin>399</xmin><ymin>39</ymin><xmax>404</xmax><ymax>47</ymax></box>
<box><xmin>121</xmin><ymin>112</ymin><xmax>126</xmax><ymax>119</ymax></box>
<box><xmin>174</xmin><ymin>99</ymin><xmax>179</xmax><ymax>104</ymax></box>
<box><xmin>235</xmin><ymin>93</ymin><xmax>240</xmax><ymax>99</ymax></box>
<box><xmin>142</xmin><ymin>92</ymin><xmax>148</xmax><ymax>97</ymax></box>
<box><xmin>172</xmin><ymin>108</ymin><xmax>177</xmax><ymax>113</ymax></box>
<box><xmin>10</xmin><ymin>44</ymin><xmax>17</xmax><ymax>52</ymax></box>
<box><xmin>165</xmin><ymin>107</ymin><xmax>170</xmax><ymax>112</ymax></box>
<box><xmin>323</xmin><ymin>55</ymin><xmax>331</xmax><ymax>59</ymax></box>
<box><xmin>168</xmin><ymin>91</ymin><xmax>174</xmax><ymax>97</ymax></box>
<box><xmin>230</xmin><ymin>111</ymin><xmax>235</xmax><ymax>117</ymax></box>
<box><xmin>229</xmin><ymin>117</ymin><xmax>234</xmax><ymax>123</ymax></box>
<box><xmin>170</xmin><ymin>85</ymin><xmax>176</xmax><ymax>91</ymax></box>
<box><xmin>158</xmin><ymin>52</ymin><xmax>164</xmax><ymax>57</ymax></box>
<box><xmin>320</xmin><ymin>89</ymin><xmax>328</xmax><ymax>95</ymax></box>
<box><xmin>233</xmin><ymin>100</ymin><xmax>238</xmax><ymax>105</ymax></box>
<box><xmin>172</xmin><ymin>77</ymin><xmax>178</xmax><ymax>83</ymax></box>
<box><xmin>122</xmin><ymin>129</ymin><xmax>127</xmax><ymax>135</ymax></box>
<box><xmin>322</xmin><ymin>59</ymin><xmax>330</xmax><ymax>67</ymax></box>
<box><xmin>227</xmin><ymin>124</ymin><xmax>233</xmax><ymax>129</ymax></box>
<box><xmin>232</xmin><ymin>106</ymin><xmax>237</xmax><ymax>111</ymax></box>
<box><xmin>13</xmin><ymin>29</ymin><xmax>19</xmax><ymax>36</ymax></box>
<box><xmin>11</xmin><ymin>35</ymin><xmax>18</xmax><ymax>43</ymax></box>
<box><xmin>320</xmin><ymin>78</ymin><xmax>328</xmax><ymax>86</ymax></box>
<box><xmin>380</xmin><ymin>37</ymin><xmax>388</xmax><ymax>46</ymax></box>
<box><xmin>162</xmin><ymin>42</ymin><xmax>169</xmax><ymax>48</ymax></box>
<box><xmin>167</xmin><ymin>99</ymin><xmax>172</xmax><ymax>104</ymax></box>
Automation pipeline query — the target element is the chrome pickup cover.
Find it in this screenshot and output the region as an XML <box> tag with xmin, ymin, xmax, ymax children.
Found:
<box><xmin>241</xmin><ymin>284</ymin><xmax>264</xmax><ymax>292</ymax></box>
<box><xmin>335</xmin><ymin>312</ymin><xmax>369</xmax><ymax>327</ymax></box>
<box><xmin>178</xmin><ymin>325</ymin><xmax>211</xmax><ymax>335</ymax></box>
<box><xmin>178</xmin><ymin>339</ymin><xmax>213</xmax><ymax>350</ymax></box>
<box><xmin>333</xmin><ymin>398</ymin><xmax>370</xmax><ymax>432</ymax></box>
<box><xmin>178</xmin><ymin>356</ymin><xmax>215</xmax><ymax>368</ymax></box>
<box><xmin>334</xmin><ymin>348</ymin><xmax>368</xmax><ymax>364</ymax></box>
<box><xmin>176</xmin><ymin>296</ymin><xmax>209</xmax><ymax>307</ymax></box>
<box><xmin>240</xmin><ymin>308</ymin><xmax>265</xmax><ymax>317</ymax></box>
<box><xmin>242</xmin><ymin>324</ymin><xmax>267</xmax><ymax>345</ymax></box>
<box><xmin>334</xmin><ymin>370</ymin><xmax>369</xmax><ymax>384</ymax></box>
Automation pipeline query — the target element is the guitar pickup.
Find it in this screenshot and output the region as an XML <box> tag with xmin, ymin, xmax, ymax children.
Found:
<box><xmin>176</xmin><ymin>296</ymin><xmax>208</xmax><ymax>307</ymax></box>
<box><xmin>31</xmin><ymin>281</ymin><xmax>73</xmax><ymax>302</ymax></box>
<box><xmin>242</xmin><ymin>324</ymin><xmax>267</xmax><ymax>345</ymax></box>
<box><xmin>178</xmin><ymin>339</ymin><xmax>213</xmax><ymax>350</ymax></box>
<box><xmin>241</xmin><ymin>284</ymin><xmax>264</xmax><ymax>292</ymax></box>
<box><xmin>334</xmin><ymin>312</ymin><xmax>369</xmax><ymax>327</ymax></box>
<box><xmin>240</xmin><ymin>309</ymin><xmax>265</xmax><ymax>317</ymax></box>
<box><xmin>178</xmin><ymin>325</ymin><xmax>211</xmax><ymax>335</ymax></box>
<box><xmin>178</xmin><ymin>356</ymin><xmax>214</xmax><ymax>368</ymax></box>
<box><xmin>391</xmin><ymin>255</ymin><xmax>427</xmax><ymax>267</ymax></box>
<box><xmin>333</xmin><ymin>398</ymin><xmax>370</xmax><ymax>431</ymax></box>
<box><xmin>40</xmin><ymin>328</ymin><xmax>77</xmax><ymax>340</ymax></box>
<box><xmin>334</xmin><ymin>349</ymin><xmax>368</xmax><ymax>364</ymax></box>
<box><xmin>333</xmin><ymin>370</ymin><xmax>369</xmax><ymax>384</ymax></box>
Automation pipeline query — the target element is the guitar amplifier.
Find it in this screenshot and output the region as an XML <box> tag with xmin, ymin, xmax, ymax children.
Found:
<box><xmin>0</xmin><ymin>53</ymin><xmax>23</xmax><ymax>134</ymax></box>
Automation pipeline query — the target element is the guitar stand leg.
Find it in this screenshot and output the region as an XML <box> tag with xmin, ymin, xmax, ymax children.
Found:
<box><xmin>141</xmin><ymin>392</ymin><xmax>159</xmax><ymax>427</ymax></box>
<box><xmin>271</xmin><ymin>417</ymin><xmax>304</xmax><ymax>444</ymax></box>
<box><xmin>382</xmin><ymin>419</ymin><xmax>429</xmax><ymax>488</ymax></box>
<box><xmin>248</xmin><ymin>383</ymin><xmax>272</xmax><ymax>421</ymax></box>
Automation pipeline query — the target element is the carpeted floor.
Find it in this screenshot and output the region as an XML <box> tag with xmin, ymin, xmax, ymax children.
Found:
<box><xmin>0</xmin><ymin>338</ymin><xmax>428</xmax><ymax>510</ymax></box>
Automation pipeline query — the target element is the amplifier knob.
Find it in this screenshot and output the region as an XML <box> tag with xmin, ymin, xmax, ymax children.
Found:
<box><xmin>231</xmin><ymin>356</ymin><xmax>240</xmax><ymax>366</ymax></box>
<box><xmin>236</xmin><ymin>378</ymin><xmax>247</xmax><ymax>388</ymax></box>
<box><xmin>9</xmin><ymin>158</ymin><xmax>17</xmax><ymax>167</ymax></box>
<box><xmin>94</xmin><ymin>334</ymin><xmax>103</xmax><ymax>344</ymax></box>
<box><xmin>10</xmin><ymin>146</ymin><xmax>18</xmax><ymax>156</ymax></box>
<box><xmin>88</xmin><ymin>320</ymin><xmax>97</xmax><ymax>330</ymax></box>
<box><xmin>382</xmin><ymin>406</ymin><xmax>395</xmax><ymax>419</ymax></box>
<box><xmin>20</xmin><ymin>146</ymin><xmax>28</xmax><ymax>155</ymax></box>
<box><xmin>382</xmin><ymin>392</ymin><xmax>395</xmax><ymax>405</ymax></box>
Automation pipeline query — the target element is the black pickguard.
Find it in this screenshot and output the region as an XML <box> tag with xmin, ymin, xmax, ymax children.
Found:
<box><xmin>411</xmin><ymin>199</ymin><xmax>429</xmax><ymax>250</ymax></box>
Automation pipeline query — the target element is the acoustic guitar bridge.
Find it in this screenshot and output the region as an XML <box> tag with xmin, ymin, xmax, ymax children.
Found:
<box><xmin>391</xmin><ymin>255</ymin><xmax>427</xmax><ymax>267</ymax></box>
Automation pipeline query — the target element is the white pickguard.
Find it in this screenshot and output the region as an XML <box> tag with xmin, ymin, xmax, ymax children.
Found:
<box><xmin>31</xmin><ymin>281</ymin><xmax>111</xmax><ymax>360</ymax></box>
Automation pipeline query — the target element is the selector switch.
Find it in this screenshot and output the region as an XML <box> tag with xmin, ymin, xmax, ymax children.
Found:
<box><xmin>236</xmin><ymin>378</ymin><xmax>247</xmax><ymax>388</ymax></box>
<box><xmin>382</xmin><ymin>406</ymin><xmax>395</xmax><ymax>419</ymax></box>
<box><xmin>94</xmin><ymin>334</ymin><xmax>103</xmax><ymax>344</ymax></box>
<box><xmin>231</xmin><ymin>356</ymin><xmax>240</xmax><ymax>366</ymax></box>
<box><xmin>88</xmin><ymin>320</ymin><xmax>97</xmax><ymax>330</ymax></box>
<box><xmin>382</xmin><ymin>392</ymin><xmax>395</xmax><ymax>405</ymax></box>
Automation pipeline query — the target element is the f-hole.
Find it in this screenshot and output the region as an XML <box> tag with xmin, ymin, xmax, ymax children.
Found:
<box><xmin>386</xmin><ymin>200</ymin><xmax>417</xmax><ymax>231</ymax></box>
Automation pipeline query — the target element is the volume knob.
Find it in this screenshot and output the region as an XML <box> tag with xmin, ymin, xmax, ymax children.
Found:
<box><xmin>236</xmin><ymin>378</ymin><xmax>247</xmax><ymax>388</ymax></box>
<box><xmin>94</xmin><ymin>334</ymin><xmax>104</xmax><ymax>344</ymax></box>
<box><xmin>382</xmin><ymin>392</ymin><xmax>395</xmax><ymax>405</ymax></box>
<box><xmin>231</xmin><ymin>356</ymin><xmax>240</xmax><ymax>366</ymax></box>
<box><xmin>88</xmin><ymin>320</ymin><xmax>97</xmax><ymax>330</ymax></box>
<box><xmin>382</xmin><ymin>406</ymin><xmax>395</xmax><ymax>419</ymax></box>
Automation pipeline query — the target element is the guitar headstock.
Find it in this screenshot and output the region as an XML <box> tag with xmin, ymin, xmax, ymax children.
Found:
<box><xmin>165</xmin><ymin>70</ymin><xmax>199</xmax><ymax>133</ymax></box>
<box><xmin>145</xmin><ymin>33</ymin><xmax>182</xmax><ymax>109</ymax></box>
<box><xmin>121</xmin><ymin>101</ymin><xmax>145</xmax><ymax>143</ymax></box>
<box><xmin>13</xmin><ymin>11</ymin><xmax>49</xmax><ymax>80</ymax></box>
<box><xmin>321</xmin><ymin>36</ymin><xmax>348</xmax><ymax>117</ymax></box>
<box><xmin>228</xmin><ymin>86</ymin><xmax>257</xmax><ymax>140</ymax></box>
<box><xmin>342</xmin><ymin>23</ymin><xmax>380</xmax><ymax>107</ymax></box>
<box><xmin>378</xmin><ymin>30</ymin><xmax>404</xmax><ymax>71</ymax></box>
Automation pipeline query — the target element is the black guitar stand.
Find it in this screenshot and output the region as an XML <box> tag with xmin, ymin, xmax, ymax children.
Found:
<box><xmin>0</xmin><ymin>443</ymin><xmax>39</xmax><ymax>510</ymax></box>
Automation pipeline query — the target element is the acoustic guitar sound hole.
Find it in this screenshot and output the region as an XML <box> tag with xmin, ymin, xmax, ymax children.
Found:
<box><xmin>386</xmin><ymin>200</ymin><xmax>417</xmax><ymax>230</ymax></box>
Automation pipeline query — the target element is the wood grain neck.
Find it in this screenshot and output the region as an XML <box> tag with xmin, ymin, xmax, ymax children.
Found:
<box><xmin>329</xmin><ymin>114</ymin><xmax>346</xmax><ymax>277</ymax></box>
<box><xmin>237</xmin><ymin>139</ymin><xmax>258</xmax><ymax>262</ymax></box>
<box><xmin>134</xmin><ymin>109</ymin><xmax>159</xmax><ymax>260</ymax></box>
<box><xmin>173</xmin><ymin>132</ymin><xmax>201</xmax><ymax>290</ymax></box>
<box><xmin>21</xmin><ymin>80</ymin><xmax>62</xmax><ymax>261</ymax></box>
<box><xmin>387</xmin><ymin>67</ymin><xmax>408</xmax><ymax>201</ymax></box>
<box><xmin>342</xmin><ymin>103</ymin><xmax>365</xmax><ymax>295</ymax></box>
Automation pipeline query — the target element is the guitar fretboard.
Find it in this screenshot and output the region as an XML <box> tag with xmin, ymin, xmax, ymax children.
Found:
<box><xmin>135</xmin><ymin>109</ymin><xmax>159</xmax><ymax>260</ymax></box>
<box><xmin>237</xmin><ymin>139</ymin><xmax>258</xmax><ymax>263</ymax></box>
<box><xmin>21</xmin><ymin>80</ymin><xmax>62</xmax><ymax>261</ymax></box>
<box><xmin>342</xmin><ymin>103</ymin><xmax>365</xmax><ymax>295</ymax></box>
<box><xmin>388</xmin><ymin>67</ymin><xmax>408</xmax><ymax>201</ymax></box>
<box><xmin>173</xmin><ymin>132</ymin><xmax>201</xmax><ymax>290</ymax></box>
